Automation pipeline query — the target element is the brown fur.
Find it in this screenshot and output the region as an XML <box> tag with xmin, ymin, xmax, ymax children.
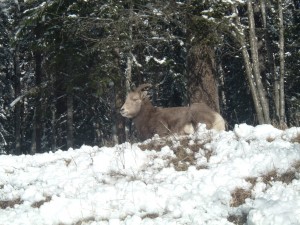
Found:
<box><xmin>120</xmin><ymin>84</ymin><xmax>225</xmax><ymax>141</ymax></box>
<box><xmin>190</xmin><ymin>103</ymin><xmax>225</xmax><ymax>131</ymax></box>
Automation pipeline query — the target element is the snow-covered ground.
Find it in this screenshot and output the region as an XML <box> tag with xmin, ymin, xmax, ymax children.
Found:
<box><xmin>1</xmin><ymin>124</ymin><xmax>300</xmax><ymax>225</ymax></box>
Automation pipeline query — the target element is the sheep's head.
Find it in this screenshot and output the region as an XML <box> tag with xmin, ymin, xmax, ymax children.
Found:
<box><xmin>120</xmin><ymin>84</ymin><xmax>151</xmax><ymax>118</ymax></box>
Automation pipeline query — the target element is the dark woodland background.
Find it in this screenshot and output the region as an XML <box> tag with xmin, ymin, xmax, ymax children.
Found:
<box><xmin>0</xmin><ymin>0</ymin><xmax>299</xmax><ymax>155</ymax></box>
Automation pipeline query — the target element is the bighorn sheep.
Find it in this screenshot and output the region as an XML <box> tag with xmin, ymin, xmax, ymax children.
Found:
<box><xmin>120</xmin><ymin>84</ymin><xmax>225</xmax><ymax>140</ymax></box>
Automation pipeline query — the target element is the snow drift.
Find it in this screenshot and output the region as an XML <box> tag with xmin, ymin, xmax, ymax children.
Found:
<box><xmin>0</xmin><ymin>124</ymin><xmax>300</xmax><ymax>225</ymax></box>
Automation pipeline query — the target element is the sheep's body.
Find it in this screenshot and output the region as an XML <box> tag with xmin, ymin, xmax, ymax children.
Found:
<box><xmin>190</xmin><ymin>103</ymin><xmax>226</xmax><ymax>131</ymax></box>
<box><xmin>132</xmin><ymin>99</ymin><xmax>193</xmax><ymax>140</ymax></box>
<box><xmin>120</xmin><ymin>84</ymin><xmax>225</xmax><ymax>140</ymax></box>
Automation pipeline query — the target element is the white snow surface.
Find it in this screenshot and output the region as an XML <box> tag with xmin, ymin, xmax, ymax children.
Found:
<box><xmin>1</xmin><ymin>124</ymin><xmax>300</xmax><ymax>225</ymax></box>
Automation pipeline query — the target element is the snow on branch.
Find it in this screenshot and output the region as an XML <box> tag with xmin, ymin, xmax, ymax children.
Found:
<box><xmin>10</xmin><ymin>95</ymin><xmax>25</xmax><ymax>108</ymax></box>
<box><xmin>10</xmin><ymin>82</ymin><xmax>48</xmax><ymax>108</ymax></box>
<box><xmin>145</xmin><ymin>56</ymin><xmax>166</xmax><ymax>64</ymax></box>
<box><xmin>0</xmin><ymin>132</ymin><xmax>7</xmax><ymax>146</ymax></box>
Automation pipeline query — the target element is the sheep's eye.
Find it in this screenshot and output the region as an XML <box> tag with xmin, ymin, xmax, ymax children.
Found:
<box><xmin>132</xmin><ymin>98</ymin><xmax>139</xmax><ymax>101</ymax></box>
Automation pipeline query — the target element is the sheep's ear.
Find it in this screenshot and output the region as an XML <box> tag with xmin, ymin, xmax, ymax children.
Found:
<box><xmin>141</xmin><ymin>91</ymin><xmax>148</xmax><ymax>99</ymax></box>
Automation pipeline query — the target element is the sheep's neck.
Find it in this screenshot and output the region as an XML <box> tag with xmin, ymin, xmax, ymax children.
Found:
<box><xmin>132</xmin><ymin>99</ymin><xmax>156</xmax><ymax>139</ymax></box>
<box><xmin>133</xmin><ymin>100</ymin><xmax>155</xmax><ymax>122</ymax></box>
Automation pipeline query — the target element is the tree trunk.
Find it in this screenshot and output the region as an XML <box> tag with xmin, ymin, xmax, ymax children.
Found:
<box><xmin>35</xmin><ymin>53</ymin><xmax>42</xmax><ymax>153</ymax></box>
<box><xmin>218</xmin><ymin>62</ymin><xmax>227</xmax><ymax>112</ymax></box>
<box><xmin>66</xmin><ymin>94</ymin><xmax>74</xmax><ymax>149</ymax></box>
<box><xmin>115</xmin><ymin>89</ymin><xmax>126</xmax><ymax>143</ymax></box>
<box><xmin>113</xmin><ymin>48</ymin><xmax>126</xmax><ymax>144</ymax></box>
<box><xmin>94</xmin><ymin>121</ymin><xmax>102</xmax><ymax>146</ymax></box>
<box><xmin>31</xmin><ymin>21</ymin><xmax>43</xmax><ymax>154</ymax></box>
<box><xmin>278</xmin><ymin>0</ymin><xmax>286</xmax><ymax>128</ymax></box>
<box><xmin>51</xmin><ymin>103</ymin><xmax>57</xmax><ymax>151</ymax></box>
<box><xmin>13</xmin><ymin>47</ymin><xmax>22</xmax><ymax>155</ymax></box>
<box><xmin>12</xmin><ymin>0</ymin><xmax>24</xmax><ymax>155</ymax></box>
<box><xmin>260</xmin><ymin>0</ymin><xmax>279</xmax><ymax>122</ymax></box>
<box><xmin>49</xmin><ymin>73</ymin><xmax>57</xmax><ymax>151</ymax></box>
<box><xmin>185</xmin><ymin>1</ymin><xmax>219</xmax><ymax>112</ymax></box>
<box><xmin>260</xmin><ymin>0</ymin><xmax>275</xmax><ymax>74</ymax></box>
<box><xmin>31</xmin><ymin>121</ymin><xmax>37</xmax><ymax>155</ymax></box>
<box><xmin>32</xmin><ymin>50</ymin><xmax>43</xmax><ymax>153</ymax></box>
<box><xmin>260</xmin><ymin>0</ymin><xmax>267</xmax><ymax>28</ymax></box>
<box><xmin>247</xmin><ymin>1</ymin><xmax>271</xmax><ymax>124</ymax></box>
<box><xmin>231</xmin><ymin>4</ymin><xmax>265</xmax><ymax>124</ymax></box>
<box><xmin>124</xmin><ymin>1</ymin><xmax>134</xmax><ymax>140</ymax></box>
<box><xmin>125</xmin><ymin>0</ymin><xmax>133</xmax><ymax>93</ymax></box>
<box><xmin>187</xmin><ymin>44</ymin><xmax>220</xmax><ymax>112</ymax></box>
<box><xmin>126</xmin><ymin>54</ymin><xmax>133</xmax><ymax>92</ymax></box>
<box><xmin>274</xmin><ymin>70</ymin><xmax>280</xmax><ymax>122</ymax></box>
<box><xmin>240</xmin><ymin>40</ymin><xmax>265</xmax><ymax>124</ymax></box>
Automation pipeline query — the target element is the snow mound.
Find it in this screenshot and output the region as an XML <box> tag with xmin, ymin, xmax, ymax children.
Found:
<box><xmin>0</xmin><ymin>124</ymin><xmax>300</xmax><ymax>225</ymax></box>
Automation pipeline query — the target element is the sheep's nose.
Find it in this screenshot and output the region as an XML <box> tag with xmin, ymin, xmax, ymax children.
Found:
<box><xmin>120</xmin><ymin>107</ymin><xmax>126</xmax><ymax>116</ymax></box>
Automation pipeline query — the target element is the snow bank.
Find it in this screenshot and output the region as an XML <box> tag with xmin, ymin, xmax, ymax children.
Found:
<box><xmin>0</xmin><ymin>124</ymin><xmax>299</xmax><ymax>225</ymax></box>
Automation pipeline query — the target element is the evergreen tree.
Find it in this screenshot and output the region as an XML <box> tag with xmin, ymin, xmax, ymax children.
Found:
<box><xmin>0</xmin><ymin>0</ymin><xmax>299</xmax><ymax>154</ymax></box>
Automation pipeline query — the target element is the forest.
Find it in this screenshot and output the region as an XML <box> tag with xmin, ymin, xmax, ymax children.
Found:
<box><xmin>0</xmin><ymin>0</ymin><xmax>299</xmax><ymax>155</ymax></box>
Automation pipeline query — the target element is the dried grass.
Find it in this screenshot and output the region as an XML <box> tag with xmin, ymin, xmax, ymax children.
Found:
<box><xmin>141</xmin><ymin>213</ymin><xmax>160</xmax><ymax>219</ymax></box>
<box><xmin>279</xmin><ymin>171</ymin><xmax>297</xmax><ymax>184</ymax></box>
<box><xmin>64</xmin><ymin>159</ymin><xmax>72</xmax><ymax>167</ymax></box>
<box><xmin>139</xmin><ymin>135</ymin><xmax>212</xmax><ymax>171</ymax></box>
<box><xmin>31</xmin><ymin>196</ymin><xmax>52</xmax><ymax>208</ymax></box>
<box><xmin>59</xmin><ymin>217</ymin><xmax>96</xmax><ymax>225</ymax></box>
<box><xmin>245</xmin><ymin>177</ymin><xmax>257</xmax><ymax>187</ymax></box>
<box><xmin>230</xmin><ymin>188</ymin><xmax>252</xmax><ymax>207</ymax></box>
<box><xmin>293</xmin><ymin>160</ymin><xmax>300</xmax><ymax>170</ymax></box>
<box><xmin>172</xmin><ymin>146</ymin><xmax>195</xmax><ymax>171</ymax></box>
<box><xmin>227</xmin><ymin>213</ymin><xmax>248</xmax><ymax>225</ymax></box>
<box><xmin>0</xmin><ymin>198</ymin><xmax>24</xmax><ymax>209</ymax></box>
<box><xmin>138</xmin><ymin>139</ymin><xmax>172</xmax><ymax>151</ymax></box>
<box><xmin>261</xmin><ymin>168</ymin><xmax>298</xmax><ymax>185</ymax></box>
<box><xmin>74</xmin><ymin>217</ymin><xmax>96</xmax><ymax>225</ymax></box>
<box><xmin>261</xmin><ymin>170</ymin><xmax>278</xmax><ymax>184</ymax></box>
<box><xmin>228</xmin><ymin>160</ymin><xmax>300</xmax><ymax>224</ymax></box>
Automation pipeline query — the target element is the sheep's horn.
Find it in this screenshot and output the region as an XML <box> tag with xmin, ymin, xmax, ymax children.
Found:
<box><xmin>135</xmin><ymin>83</ymin><xmax>152</xmax><ymax>93</ymax></box>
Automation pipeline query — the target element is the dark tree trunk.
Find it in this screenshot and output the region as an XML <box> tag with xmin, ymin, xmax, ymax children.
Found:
<box><xmin>187</xmin><ymin>44</ymin><xmax>220</xmax><ymax>112</ymax></box>
<box><xmin>115</xmin><ymin>89</ymin><xmax>126</xmax><ymax>143</ymax></box>
<box><xmin>31</xmin><ymin>21</ymin><xmax>43</xmax><ymax>154</ymax></box>
<box><xmin>13</xmin><ymin>47</ymin><xmax>22</xmax><ymax>155</ymax></box>
<box><xmin>51</xmin><ymin>103</ymin><xmax>57</xmax><ymax>151</ymax></box>
<box><xmin>49</xmin><ymin>73</ymin><xmax>57</xmax><ymax>151</ymax></box>
<box><xmin>277</xmin><ymin>0</ymin><xmax>286</xmax><ymax>128</ymax></box>
<box><xmin>31</xmin><ymin>50</ymin><xmax>43</xmax><ymax>154</ymax></box>
<box><xmin>12</xmin><ymin>0</ymin><xmax>25</xmax><ymax>155</ymax></box>
<box><xmin>113</xmin><ymin>48</ymin><xmax>126</xmax><ymax>144</ymax></box>
<box><xmin>260</xmin><ymin>0</ymin><xmax>279</xmax><ymax>122</ymax></box>
<box><xmin>66</xmin><ymin>93</ymin><xmax>74</xmax><ymax>149</ymax></box>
